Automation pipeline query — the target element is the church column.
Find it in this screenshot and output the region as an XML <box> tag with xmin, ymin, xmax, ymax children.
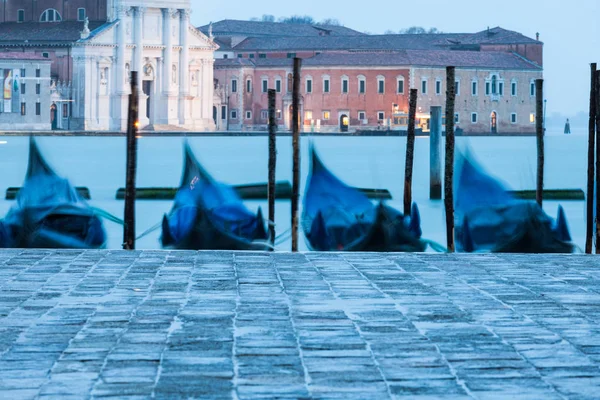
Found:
<box><xmin>179</xmin><ymin>9</ymin><xmax>190</xmax><ymax>96</ymax></box>
<box><xmin>154</xmin><ymin>56</ymin><xmax>162</xmax><ymax>124</ymax></box>
<box><xmin>134</xmin><ymin>6</ymin><xmax>145</xmax><ymax>91</ymax></box>
<box><xmin>115</xmin><ymin>6</ymin><xmax>128</xmax><ymax>94</ymax></box>
<box><xmin>162</xmin><ymin>8</ymin><xmax>174</xmax><ymax>95</ymax></box>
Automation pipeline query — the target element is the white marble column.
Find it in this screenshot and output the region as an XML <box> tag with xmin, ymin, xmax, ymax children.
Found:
<box><xmin>115</xmin><ymin>6</ymin><xmax>128</xmax><ymax>94</ymax></box>
<box><xmin>155</xmin><ymin>56</ymin><xmax>162</xmax><ymax>124</ymax></box>
<box><xmin>162</xmin><ymin>8</ymin><xmax>174</xmax><ymax>95</ymax></box>
<box><xmin>179</xmin><ymin>9</ymin><xmax>190</xmax><ymax>96</ymax></box>
<box><xmin>134</xmin><ymin>7</ymin><xmax>145</xmax><ymax>91</ymax></box>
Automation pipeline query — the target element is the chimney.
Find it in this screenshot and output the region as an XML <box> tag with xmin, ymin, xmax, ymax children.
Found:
<box><xmin>536</xmin><ymin>32</ymin><xmax>539</xmax><ymax>41</ymax></box>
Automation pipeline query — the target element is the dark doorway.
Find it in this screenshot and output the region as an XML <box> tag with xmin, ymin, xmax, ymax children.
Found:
<box><xmin>50</xmin><ymin>104</ymin><xmax>57</xmax><ymax>130</ymax></box>
<box><xmin>213</xmin><ymin>106</ymin><xmax>218</xmax><ymax>125</ymax></box>
<box><xmin>143</xmin><ymin>81</ymin><xmax>152</xmax><ymax>119</ymax></box>
<box><xmin>490</xmin><ymin>111</ymin><xmax>497</xmax><ymax>134</ymax></box>
<box><xmin>340</xmin><ymin>114</ymin><xmax>349</xmax><ymax>132</ymax></box>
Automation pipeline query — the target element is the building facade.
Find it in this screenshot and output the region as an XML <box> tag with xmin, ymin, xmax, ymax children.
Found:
<box><xmin>0</xmin><ymin>53</ymin><xmax>52</xmax><ymax>130</ymax></box>
<box><xmin>0</xmin><ymin>0</ymin><xmax>218</xmax><ymax>131</ymax></box>
<box><xmin>205</xmin><ymin>22</ymin><xmax>544</xmax><ymax>135</ymax></box>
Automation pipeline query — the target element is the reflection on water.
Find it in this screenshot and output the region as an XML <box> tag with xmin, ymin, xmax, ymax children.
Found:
<box><xmin>0</xmin><ymin>129</ymin><xmax>587</xmax><ymax>251</ymax></box>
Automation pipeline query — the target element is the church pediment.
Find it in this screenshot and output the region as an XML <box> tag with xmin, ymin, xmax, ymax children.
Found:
<box><xmin>78</xmin><ymin>21</ymin><xmax>118</xmax><ymax>45</ymax></box>
<box><xmin>188</xmin><ymin>26</ymin><xmax>219</xmax><ymax>50</ymax></box>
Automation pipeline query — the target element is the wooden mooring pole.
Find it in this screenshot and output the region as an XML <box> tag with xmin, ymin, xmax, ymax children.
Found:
<box><xmin>267</xmin><ymin>89</ymin><xmax>277</xmax><ymax>247</ymax></box>
<box><xmin>595</xmin><ymin>70</ymin><xmax>600</xmax><ymax>254</ymax></box>
<box><xmin>291</xmin><ymin>57</ymin><xmax>302</xmax><ymax>252</ymax></box>
<box><xmin>444</xmin><ymin>66</ymin><xmax>456</xmax><ymax>252</ymax></box>
<box><xmin>535</xmin><ymin>79</ymin><xmax>544</xmax><ymax>208</ymax></box>
<box><xmin>586</xmin><ymin>63</ymin><xmax>597</xmax><ymax>254</ymax></box>
<box><xmin>430</xmin><ymin>106</ymin><xmax>442</xmax><ymax>200</ymax></box>
<box><xmin>404</xmin><ymin>89</ymin><xmax>418</xmax><ymax>215</ymax></box>
<box><xmin>123</xmin><ymin>71</ymin><xmax>139</xmax><ymax>250</ymax></box>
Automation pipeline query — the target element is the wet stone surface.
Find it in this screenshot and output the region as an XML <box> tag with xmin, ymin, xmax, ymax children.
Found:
<box><xmin>0</xmin><ymin>250</ymin><xmax>599</xmax><ymax>399</ymax></box>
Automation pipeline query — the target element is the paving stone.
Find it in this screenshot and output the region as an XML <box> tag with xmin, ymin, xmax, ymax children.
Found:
<box><xmin>1</xmin><ymin>251</ymin><xmax>600</xmax><ymax>398</ymax></box>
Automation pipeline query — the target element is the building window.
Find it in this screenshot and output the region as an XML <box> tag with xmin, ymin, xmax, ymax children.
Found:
<box><xmin>231</xmin><ymin>79</ymin><xmax>237</xmax><ymax>93</ymax></box>
<box><xmin>377</xmin><ymin>77</ymin><xmax>385</xmax><ymax>94</ymax></box>
<box><xmin>21</xmin><ymin>102</ymin><xmax>26</xmax><ymax>116</ymax></box>
<box><xmin>341</xmin><ymin>77</ymin><xmax>348</xmax><ymax>93</ymax></box>
<box><xmin>231</xmin><ymin>109</ymin><xmax>238</xmax><ymax>119</ymax></box>
<box><xmin>305</xmin><ymin>110</ymin><xmax>313</xmax><ymax>120</ymax></box>
<box><xmin>20</xmin><ymin>83</ymin><xmax>25</xmax><ymax>95</ymax></box>
<box><xmin>358</xmin><ymin>76</ymin><xmax>366</xmax><ymax>94</ymax></box>
<box><xmin>36</xmin><ymin>102</ymin><xmax>41</xmax><ymax>116</ymax></box>
<box><xmin>491</xmin><ymin>75</ymin><xmax>497</xmax><ymax>94</ymax></box>
<box><xmin>454</xmin><ymin>112</ymin><xmax>459</xmax><ymax>123</ymax></box>
<box><xmin>378</xmin><ymin>112</ymin><xmax>385</xmax><ymax>121</ymax></box>
<box><xmin>511</xmin><ymin>113</ymin><xmax>517</xmax><ymax>124</ymax></box>
<box><xmin>17</xmin><ymin>9</ymin><xmax>25</xmax><ymax>23</ymax></box>
<box><xmin>249</xmin><ymin>53</ymin><xmax>255</xmax><ymax>59</ymax></box>
<box><xmin>358</xmin><ymin>111</ymin><xmax>366</xmax><ymax>120</ymax></box>
<box><xmin>223</xmin><ymin>54</ymin><xmax>228</xmax><ymax>59</ymax></box>
<box><xmin>40</xmin><ymin>9</ymin><xmax>62</xmax><ymax>22</ymax></box>
<box><xmin>498</xmin><ymin>82</ymin><xmax>504</xmax><ymax>96</ymax></box>
<box><xmin>397</xmin><ymin>77</ymin><xmax>404</xmax><ymax>94</ymax></box>
<box><xmin>323</xmin><ymin>110</ymin><xmax>330</xmax><ymax>120</ymax></box>
<box><xmin>435</xmin><ymin>80</ymin><xmax>441</xmax><ymax>95</ymax></box>
<box><xmin>262</xmin><ymin>79</ymin><xmax>268</xmax><ymax>93</ymax></box>
<box><xmin>246</xmin><ymin>79</ymin><xmax>252</xmax><ymax>93</ymax></box>
<box><xmin>306</xmin><ymin>77</ymin><xmax>312</xmax><ymax>93</ymax></box>
<box><xmin>261</xmin><ymin>110</ymin><xmax>268</xmax><ymax>120</ymax></box>
<box><xmin>36</xmin><ymin>68</ymin><xmax>41</xmax><ymax>77</ymax></box>
<box><xmin>287</xmin><ymin>53</ymin><xmax>296</xmax><ymax>58</ymax></box>
<box><xmin>36</xmin><ymin>83</ymin><xmax>41</xmax><ymax>95</ymax></box>
<box><xmin>471</xmin><ymin>112</ymin><xmax>478</xmax><ymax>123</ymax></box>
<box><xmin>259</xmin><ymin>54</ymin><xmax>266</xmax><ymax>59</ymax></box>
<box><xmin>485</xmin><ymin>81</ymin><xmax>490</xmax><ymax>95</ymax></box>
<box><xmin>323</xmin><ymin>77</ymin><xmax>330</xmax><ymax>93</ymax></box>
<box><xmin>530</xmin><ymin>113</ymin><xmax>536</xmax><ymax>124</ymax></box>
<box><xmin>245</xmin><ymin>110</ymin><xmax>252</xmax><ymax>119</ymax></box>
<box><xmin>62</xmin><ymin>103</ymin><xmax>69</xmax><ymax>118</ymax></box>
<box><xmin>472</xmin><ymin>80</ymin><xmax>478</xmax><ymax>96</ymax></box>
<box><xmin>455</xmin><ymin>80</ymin><xmax>460</xmax><ymax>96</ymax></box>
<box><xmin>530</xmin><ymin>81</ymin><xmax>535</xmax><ymax>96</ymax></box>
<box><xmin>421</xmin><ymin>79</ymin><xmax>427</xmax><ymax>95</ymax></box>
<box><xmin>276</xmin><ymin>110</ymin><xmax>282</xmax><ymax>119</ymax></box>
<box><xmin>511</xmin><ymin>81</ymin><xmax>518</xmax><ymax>96</ymax></box>
<box><xmin>20</xmin><ymin>68</ymin><xmax>26</xmax><ymax>78</ymax></box>
<box><xmin>77</xmin><ymin>8</ymin><xmax>86</xmax><ymax>21</ymax></box>
<box><xmin>275</xmin><ymin>78</ymin><xmax>281</xmax><ymax>93</ymax></box>
<box><xmin>287</xmin><ymin>73</ymin><xmax>293</xmax><ymax>93</ymax></box>
<box><xmin>237</xmin><ymin>54</ymin><xmax>242</xmax><ymax>58</ymax></box>
<box><xmin>221</xmin><ymin>105</ymin><xmax>227</xmax><ymax>119</ymax></box>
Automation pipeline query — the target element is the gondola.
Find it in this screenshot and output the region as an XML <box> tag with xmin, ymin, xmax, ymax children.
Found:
<box><xmin>302</xmin><ymin>146</ymin><xmax>426</xmax><ymax>252</ymax></box>
<box><xmin>0</xmin><ymin>138</ymin><xmax>107</xmax><ymax>249</ymax></box>
<box><xmin>455</xmin><ymin>150</ymin><xmax>573</xmax><ymax>253</ymax></box>
<box><xmin>161</xmin><ymin>142</ymin><xmax>269</xmax><ymax>250</ymax></box>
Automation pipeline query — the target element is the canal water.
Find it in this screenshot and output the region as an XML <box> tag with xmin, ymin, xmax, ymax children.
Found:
<box><xmin>0</xmin><ymin>129</ymin><xmax>586</xmax><ymax>251</ymax></box>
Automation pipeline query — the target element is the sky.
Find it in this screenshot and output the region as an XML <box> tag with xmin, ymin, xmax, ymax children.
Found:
<box><xmin>190</xmin><ymin>0</ymin><xmax>600</xmax><ymax>117</ymax></box>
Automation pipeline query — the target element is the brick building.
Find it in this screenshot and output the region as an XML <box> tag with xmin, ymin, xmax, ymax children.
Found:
<box><xmin>203</xmin><ymin>21</ymin><xmax>544</xmax><ymax>134</ymax></box>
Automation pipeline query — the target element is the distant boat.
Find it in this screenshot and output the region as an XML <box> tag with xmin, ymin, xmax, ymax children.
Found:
<box><xmin>0</xmin><ymin>138</ymin><xmax>106</xmax><ymax>249</ymax></box>
<box><xmin>455</xmin><ymin>151</ymin><xmax>573</xmax><ymax>253</ymax></box>
<box><xmin>161</xmin><ymin>142</ymin><xmax>269</xmax><ymax>250</ymax></box>
<box><xmin>302</xmin><ymin>146</ymin><xmax>426</xmax><ymax>252</ymax></box>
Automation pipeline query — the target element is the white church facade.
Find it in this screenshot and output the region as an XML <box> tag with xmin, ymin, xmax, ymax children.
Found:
<box><xmin>0</xmin><ymin>0</ymin><xmax>217</xmax><ymax>132</ymax></box>
<box><xmin>73</xmin><ymin>1</ymin><xmax>217</xmax><ymax>131</ymax></box>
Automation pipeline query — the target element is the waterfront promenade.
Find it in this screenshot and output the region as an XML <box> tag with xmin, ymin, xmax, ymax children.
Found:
<box><xmin>0</xmin><ymin>250</ymin><xmax>599</xmax><ymax>399</ymax></box>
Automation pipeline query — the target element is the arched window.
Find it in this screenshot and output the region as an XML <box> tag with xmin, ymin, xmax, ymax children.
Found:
<box><xmin>40</xmin><ymin>9</ymin><xmax>62</xmax><ymax>22</ymax></box>
<box><xmin>491</xmin><ymin>75</ymin><xmax>497</xmax><ymax>94</ymax></box>
<box><xmin>377</xmin><ymin>75</ymin><xmax>385</xmax><ymax>94</ymax></box>
<box><xmin>396</xmin><ymin>76</ymin><xmax>405</xmax><ymax>94</ymax></box>
<box><xmin>358</xmin><ymin>75</ymin><xmax>366</xmax><ymax>94</ymax></box>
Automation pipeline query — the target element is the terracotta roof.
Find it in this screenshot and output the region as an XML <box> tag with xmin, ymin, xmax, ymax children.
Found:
<box><xmin>223</xmin><ymin>50</ymin><xmax>542</xmax><ymax>70</ymax></box>
<box><xmin>199</xmin><ymin>19</ymin><xmax>364</xmax><ymax>37</ymax></box>
<box><xmin>232</xmin><ymin>27</ymin><xmax>540</xmax><ymax>52</ymax></box>
<box><xmin>0</xmin><ymin>51</ymin><xmax>51</xmax><ymax>61</ymax></box>
<box><xmin>0</xmin><ymin>21</ymin><xmax>107</xmax><ymax>45</ymax></box>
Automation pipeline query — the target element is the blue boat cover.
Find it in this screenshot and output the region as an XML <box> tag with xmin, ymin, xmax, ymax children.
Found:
<box><xmin>162</xmin><ymin>141</ymin><xmax>266</xmax><ymax>248</ymax></box>
<box><xmin>0</xmin><ymin>138</ymin><xmax>106</xmax><ymax>248</ymax></box>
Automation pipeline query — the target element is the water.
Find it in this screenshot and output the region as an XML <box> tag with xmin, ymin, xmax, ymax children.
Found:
<box><xmin>0</xmin><ymin>129</ymin><xmax>586</xmax><ymax>251</ymax></box>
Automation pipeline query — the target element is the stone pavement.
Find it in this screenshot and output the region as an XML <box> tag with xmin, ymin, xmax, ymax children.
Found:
<box><xmin>1</xmin><ymin>251</ymin><xmax>600</xmax><ymax>399</ymax></box>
